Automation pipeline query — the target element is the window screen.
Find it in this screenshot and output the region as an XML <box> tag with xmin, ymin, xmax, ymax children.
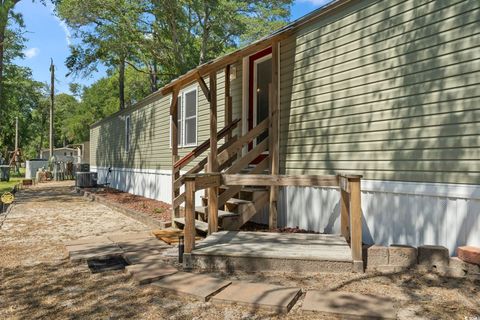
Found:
<box><xmin>125</xmin><ymin>115</ymin><xmax>131</xmax><ymax>153</ymax></box>
<box><xmin>184</xmin><ymin>89</ymin><xmax>197</xmax><ymax>146</ymax></box>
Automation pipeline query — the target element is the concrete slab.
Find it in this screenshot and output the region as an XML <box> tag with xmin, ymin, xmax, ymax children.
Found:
<box><xmin>66</xmin><ymin>243</ymin><xmax>123</xmax><ymax>262</ymax></box>
<box><xmin>126</xmin><ymin>262</ymin><xmax>178</xmax><ymax>285</ymax></box>
<box><xmin>64</xmin><ymin>236</ymin><xmax>113</xmax><ymax>247</ymax></box>
<box><xmin>211</xmin><ymin>282</ymin><xmax>301</xmax><ymax>313</ymax></box>
<box><xmin>302</xmin><ymin>290</ymin><xmax>396</xmax><ymax>319</ymax></box>
<box><xmin>106</xmin><ymin>231</ymin><xmax>155</xmax><ymax>243</ymax></box>
<box><xmin>151</xmin><ymin>272</ymin><xmax>231</xmax><ymax>302</ymax></box>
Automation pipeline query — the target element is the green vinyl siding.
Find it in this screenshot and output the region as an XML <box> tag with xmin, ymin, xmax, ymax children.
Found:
<box><xmin>90</xmin><ymin>68</ymin><xmax>234</xmax><ymax>171</ymax></box>
<box><xmin>279</xmin><ymin>0</ymin><xmax>480</xmax><ymax>184</ymax></box>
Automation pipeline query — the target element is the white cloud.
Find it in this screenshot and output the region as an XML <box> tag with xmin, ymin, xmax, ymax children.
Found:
<box><xmin>24</xmin><ymin>47</ymin><xmax>39</xmax><ymax>59</ymax></box>
<box><xmin>47</xmin><ymin>3</ymin><xmax>72</xmax><ymax>46</ymax></box>
<box><xmin>296</xmin><ymin>0</ymin><xmax>332</xmax><ymax>6</ymax></box>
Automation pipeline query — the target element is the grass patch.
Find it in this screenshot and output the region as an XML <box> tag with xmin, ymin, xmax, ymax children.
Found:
<box><xmin>0</xmin><ymin>177</ymin><xmax>23</xmax><ymax>194</ymax></box>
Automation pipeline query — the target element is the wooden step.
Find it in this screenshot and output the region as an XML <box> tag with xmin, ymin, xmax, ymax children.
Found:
<box><xmin>195</xmin><ymin>206</ymin><xmax>239</xmax><ymax>219</ymax></box>
<box><xmin>174</xmin><ymin>218</ymin><xmax>208</xmax><ymax>234</ymax></box>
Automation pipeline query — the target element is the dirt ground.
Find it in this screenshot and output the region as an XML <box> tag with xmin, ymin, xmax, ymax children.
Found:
<box><xmin>0</xmin><ymin>181</ymin><xmax>479</xmax><ymax>319</ymax></box>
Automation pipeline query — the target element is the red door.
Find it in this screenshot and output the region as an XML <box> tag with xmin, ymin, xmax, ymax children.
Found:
<box><xmin>248</xmin><ymin>47</ymin><xmax>272</xmax><ymax>163</ymax></box>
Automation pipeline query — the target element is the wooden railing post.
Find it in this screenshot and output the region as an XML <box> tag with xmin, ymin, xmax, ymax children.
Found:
<box><xmin>340</xmin><ymin>187</ymin><xmax>350</xmax><ymax>241</ymax></box>
<box><xmin>349</xmin><ymin>176</ymin><xmax>363</xmax><ymax>273</ymax></box>
<box><xmin>170</xmin><ymin>86</ymin><xmax>180</xmax><ymax>223</ymax></box>
<box><xmin>208</xmin><ymin>72</ymin><xmax>219</xmax><ymax>234</ymax></box>
<box><xmin>268</xmin><ymin>40</ymin><xmax>279</xmax><ymax>229</ymax></box>
<box><xmin>184</xmin><ymin>177</ymin><xmax>196</xmax><ymax>254</ymax></box>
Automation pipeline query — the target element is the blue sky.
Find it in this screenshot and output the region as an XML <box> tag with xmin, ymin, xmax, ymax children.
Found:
<box><xmin>14</xmin><ymin>0</ymin><xmax>330</xmax><ymax>95</ymax></box>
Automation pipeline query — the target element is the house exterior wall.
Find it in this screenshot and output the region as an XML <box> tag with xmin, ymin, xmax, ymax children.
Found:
<box><xmin>90</xmin><ymin>66</ymin><xmax>243</xmax><ymax>203</ymax></box>
<box><xmin>90</xmin><ymin>0</ymin><xmax>479</xmax><ymax>252</ymax></box>
<box><xmin>273</xmin><ymin>0</ymin><xmax>480</xmax><ymax>253</ymax></box>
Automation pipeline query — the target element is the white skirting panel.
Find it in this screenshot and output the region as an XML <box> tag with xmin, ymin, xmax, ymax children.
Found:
<box><xmin>90</xmin><ymin>165</ymin><xmax>479</xmax><ymax>254</ymax></box>
<box><xmin>278</xmin><ymin>181</ymin><xmax>480</xmax><ymax>255</ymax></box>
<box><xmin>91</xmin><ymin>166</ymin><xmax>203</xmax><ymax>206</ymax></box>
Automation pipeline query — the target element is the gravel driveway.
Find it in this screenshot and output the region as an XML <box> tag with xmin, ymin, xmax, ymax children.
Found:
<box><xmin>0</xmin><ymin>182</ymin><xmax>479</xmax><ymax>319</ymax></box>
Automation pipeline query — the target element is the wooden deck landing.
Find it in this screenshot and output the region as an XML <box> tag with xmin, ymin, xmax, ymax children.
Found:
<box><xmin>186</xmin><ymin>231</ymin><xmax>354</xmax><ymax>273</ymax></box>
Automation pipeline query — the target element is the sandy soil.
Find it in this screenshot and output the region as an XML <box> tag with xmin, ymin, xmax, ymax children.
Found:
<box><xmin>0</xmin><ymin>181</ymin><xmax>479</xmax><ymax>319</ymax></box>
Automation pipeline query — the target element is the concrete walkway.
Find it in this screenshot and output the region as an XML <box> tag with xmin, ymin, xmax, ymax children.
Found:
<box><xmin>65</xmin><ymin>231</ymin><xmax>397</xmax><ymax>317</ymax></box>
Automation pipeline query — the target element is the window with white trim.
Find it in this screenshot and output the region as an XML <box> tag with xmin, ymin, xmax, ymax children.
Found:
<box><xmin>172</xmin><ymin>87</ymin><xmax>198</xmax><ymax>147</ymax></box>
<box><xmin>125</xmin><ymin>115</ymin><xmax>131</xmax><ymax>153</ymax></box>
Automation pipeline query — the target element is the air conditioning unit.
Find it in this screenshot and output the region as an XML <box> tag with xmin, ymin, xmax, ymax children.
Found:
<box><xmin>76</xmin><ymin>172</ymin><xmax>98</xmax><ymax>188</ymax></box>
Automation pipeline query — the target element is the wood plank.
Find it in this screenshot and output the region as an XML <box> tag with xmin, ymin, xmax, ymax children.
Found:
<box><xmin>174</xmin><ymin>119</ymin><xmax>240</xmax><ymax>171</ymax></box>
<box><xmin>349</xmin><ymin>177</ymin><xmax>363</xmax><ymax>272</ymax></box>
<box><xmin>171</xmin><ymin>86</ymin><xmax>180</xmax><ymax>220</ymax></box>
<box><xmin>218</xmin><ymin>156</ymin><xmax>270</xmax><ymax>208</ymax></box>
<box><xmin>196</xmin><ymin>72</ymin><xmax>210</xmax><ymax>102</ymax></box>
<box><xmin>175</xmin><ymin>217</ymin><xmax>209</xmax><ymax>234</ymax></box>
<box><xmin>340</xmin><ymin>189</ymin><xmax>350</xmax><ymax>241</ymax></box>
<box><xmin>269</xmin><ymin>42</ymin><xmax>279</xmax><ymax>229</ymax></box>
<box><xmin>222</xmin><ymin>174</ymin><xmax>339</xmax><ymax>187</ymax></box>
<box><xmin>225</xmin><ymin>138</ymin><xmax>268</xmax><ymax>175</ymax></box>
<box><xmin>184</xmin><ymin>179</ymin><xmax>196</xmax><ymax>253</ymax></box>
<box><xmin>208</xmin><ymin>72</ymin><xmax>219</xmax><ymax>235</ymax></box>
<box><xmin>216</xmin><ymin>118</ymin><xmax>269</xmax><ymax>166</ymax></box>
<box><xmin>225</xmin><ymin>65</ymin><xmax>232</xmax><ymax>141</ymax></box>
<box><xmin>195</xmin><ymin>174</ymin><xmax>221</xmax><ymax>190</ymax></box>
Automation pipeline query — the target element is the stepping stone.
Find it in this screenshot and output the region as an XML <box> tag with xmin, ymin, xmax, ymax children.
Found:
<box><xmin>151</xmin><ymin>272</ymin><xmax>231</xmax><ymax>302</ymax></box>
<box><xmin>64</xmin><ymin>236</ymin><xmax>113</xmax><ymax>247</ymax></box>
<box><xmin>123</xmin><ymin>250</ymin><xmax>166</xmax><ymax>265</ymax></box>
<box><xmin>115</xmin><ymin>238</ymin><xmax>170</xmax><ymax>252</ymax></box>
<box><xmin>302</xmin><ymin>290</ymin><xmax>396</xmax><ymax>319</ymax></box>
<box><xmin>211</xmin><ymin>282</ymin><xmax>301</xmax><ymax>313</ymax></box>
<box><xmin>126</xmin><ymin>262</ymin><xmax>178</xmax><ymax>285</ymax></box>
<box><xmin>66</xmin><ymin>243</ymin><xmax>123</xmax><ymax>262</ymax></box>
<box><xmin>106</xmin><ymin>231</ymin><xmax>154</xmax><ymax>243</ymax></box>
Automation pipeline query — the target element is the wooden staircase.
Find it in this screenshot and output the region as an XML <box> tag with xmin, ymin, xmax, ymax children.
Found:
<box><xmin>172</xmin><ymin>118</ymin><xmax>271</xmax><ymax>235</ymax></box>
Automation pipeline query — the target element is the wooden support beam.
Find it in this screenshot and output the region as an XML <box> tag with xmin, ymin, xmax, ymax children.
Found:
<box><xmin>195</xmin><ymin>72</ymin><xmax>210</xmax><ymax>102</ymax></box>
<box><xmin>170</xmin><ymin>86</ymin><xmax>180</xmax><ymax>222</ymax></box>
<box><xmin>208</xmin><ymin>72</ymin><xmax>219</xmax><ymax>234</ymax></box>
<box><xmin>225</xmin><ymin>65</ymin><xmax>232</xmax><ymax>141</ymax></box>
<box><xmin>184</xmin><ymin>179</ymin><xmax>196</xmax><ymax>254</ymax></box>
<box><xmin>269</xmin><ymin>41</ymin><xmax>279</xmax><ymax>229</ymax></box>
<box><xmin>349</xmin><ymin>177</ymin><xmax>363</xmax><ymax>273</ymax></box>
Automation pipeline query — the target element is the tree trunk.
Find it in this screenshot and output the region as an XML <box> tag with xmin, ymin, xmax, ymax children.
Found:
<box><xmin>199</xmin><ymin>1</ymin><xmax>210</xmax><ymax>64</ymax></box>
<box><xmin>0</xmin><ymin>23</ymin><xmax>6</xmax><ymax>105</ymax></box>
<box><xmin>119</xmin><ymin>57</ymin><xmax>125</xmax><ymax>110</ymax></box>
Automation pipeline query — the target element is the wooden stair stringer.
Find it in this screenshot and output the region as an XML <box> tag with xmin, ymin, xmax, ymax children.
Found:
<box><xmin>222</xmin><ymin>191</ymin><xmax>270</xmax><ymax>230</ymax></box>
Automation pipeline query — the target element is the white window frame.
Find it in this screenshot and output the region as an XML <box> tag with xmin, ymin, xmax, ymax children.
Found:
<box><xmin>170</xmin><ymin>85</ymin><xmax>198</xmax><ymax>148</ymax></box>
<box><xmin>125</xmin><ymin>114</ymin><xmax>131</xmax><ymax>153</ymax></box>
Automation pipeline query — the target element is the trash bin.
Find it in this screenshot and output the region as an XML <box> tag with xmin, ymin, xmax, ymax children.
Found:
<box><xmin>0</xmin><ymin>165</ymin><xmax>10</xmax><ymax>182</ymax></box>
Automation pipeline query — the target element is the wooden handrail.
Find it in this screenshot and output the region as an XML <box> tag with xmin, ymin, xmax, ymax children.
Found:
<box><xmin>221</xmin><ymin>174</ymin><xmax>339</xmax><ymax>187</ymax></box>
<box><xmin>174</xmin><ymin>118</ymin><xmax>240</xmax><ymax>170</ymax></box>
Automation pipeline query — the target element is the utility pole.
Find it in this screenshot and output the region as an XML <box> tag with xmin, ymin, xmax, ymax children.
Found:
<box><xmin>14</xmin><ymin>116</ymin><xmax>18</xmax><ymax>173</ymax></box>
<box><xmin>49</xmin><ymin>58</ymin><xmax>54</xmax><ymax>158</ymax></box>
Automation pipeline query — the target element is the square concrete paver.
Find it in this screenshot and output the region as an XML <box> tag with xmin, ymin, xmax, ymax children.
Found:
<box><xmin>115</xmin><ymin>238</ymin><xmax>170</xmax><ymax>252</ymax></box>
<box><xmin>66</xmin><ymin>243</ymin><xmax>123</xmax><ymax>262</ymax></box>
<box><xmin>106</xmin><ymin>231</ymin><xmax>155</xmax><ymax>243</ymax></box>
<box><xmin>211</xmin><ymin>282</ymin><xmax>302</xmax><ymax>313</ymax></box>
<box><xmin>302</xmin><ymin>290</ymin><xmax>396</xmax><ymax>319</ymax></box>
<box><xmin>64</xmin><ymin>236</ymin><xmax>113</xmax><ymax>247</ymax></box>
<box><xmin>123</xmin><ymin>250</ymin><xmax>166</xmax><ymax>265</ymax></box>
<box><xmin>126</xmin><ymin>262</ymin><xmax>178</xmax><ymax>285</ymax></box>
<box><xmin>151</xmin><ymin>272</ymin><xmax>231</xmax><ymax>302</ymax></box>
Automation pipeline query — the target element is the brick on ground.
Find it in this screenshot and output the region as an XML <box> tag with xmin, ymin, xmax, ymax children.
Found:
<box><xmin>363</xmin><ymin>245</ymin><xmax>388</xmax><ymax>270</ymax></box>
<box><xmin>302</xmin><ymin>290</ymin><xmax>396</xmax><ymax>319</ymax></box>
<box><xmin>389</xmin><ymin>244</ymin><xmax>417</xmax><ymax>268</ymax></box>
<box><xmin>418</xmin><ymin>245</ymin><xmax>449</xmax><ymax>268</ymax></box>
<box><xmin>458</xmin><ymin>246</ymin><xmax>480</xmax><ymax>266</ymax></box>
<box><xmin>211</xmin><ymin>281</ymin><xmax>301</xmax><ymax>313</ymax></box>
<box><xmin>151</xmin><ymin>272</ymin><xmax>231</xmax><ymax>302</ymax></box>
